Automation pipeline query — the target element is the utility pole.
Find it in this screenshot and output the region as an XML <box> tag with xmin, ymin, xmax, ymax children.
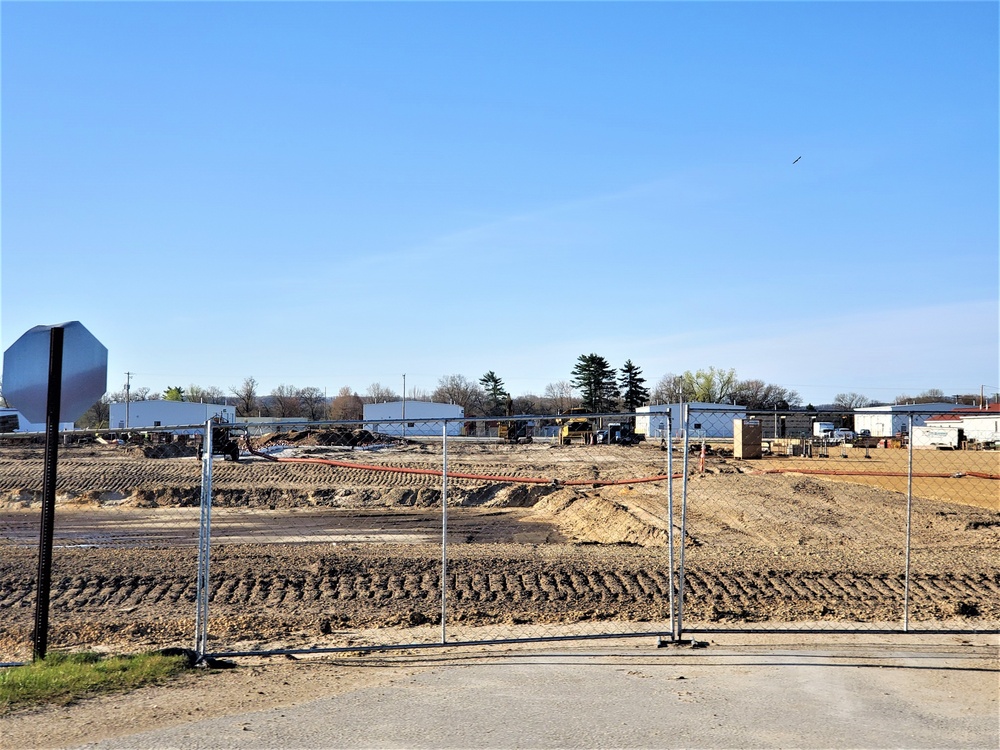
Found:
<box><xmin>124</xmin><ymin>371</ymin><xmax>132</xmax><ymax>430</ymax></box>
<box><xmin>402</xmin><ymin>373</ymin><xmax>406</xmax><ymax>441</ymax></box>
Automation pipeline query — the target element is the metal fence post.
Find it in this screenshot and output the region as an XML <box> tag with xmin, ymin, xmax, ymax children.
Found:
<box><xmin>666</xmin><ymin>413</ymin><xmax>676</xmax><ymax>641</ymax></box>
<box><xmin>441</xmin><ymin>421</ymin><xmax>449</xmax><ymax>644</ymax></box>
<box><xmin>194</xmin><ymin>420</ymin><xmax>213</xmax><ymax>659</ymax></box>
<box><xmin>678</xmin><ymin>405</ymin><xmax>691</xmax><ymax>639</ymax></box>
<box><xmin>904</xmin><ymin>414</ymin><xmax>914</xmax><ymax>631</ymax></box>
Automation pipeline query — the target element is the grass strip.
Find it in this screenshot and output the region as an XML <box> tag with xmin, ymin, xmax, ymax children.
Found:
<box><xmin>0</xmin><ymin>651</ymin><xmax>189</xmax><ymax>711</ymax></box>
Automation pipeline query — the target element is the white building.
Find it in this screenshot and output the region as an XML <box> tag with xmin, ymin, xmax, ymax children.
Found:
<box><xmin>635</xmin><ymin>403</ymin><xmax>747</xmax><ymax>440</ymax></box>
<box><xmin>0</xmin><ymin>407</ymin><xmax>74</xmax><ymax>433</ymax></box>
<box><xmin>109</xmin><ymin>400</ymin><xmax>237</xmax><ymax>434</ymax></box>
<box><xmin>853</xmin><ymin>403</ymin><xmax>960</xmax><ymax>438</ymax></box>
<box><xmin>922</xmin><ymin>404</ymin><xmax>1000</xmax><ymax>445</ymax></box>
<box><xmin>363</xmin><ymin>401</ymin><xmax>464</xmax><ymax>437</ymax></box>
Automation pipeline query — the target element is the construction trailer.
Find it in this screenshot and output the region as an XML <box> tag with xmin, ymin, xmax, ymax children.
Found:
<box><xmin>635</xmin><ymin>403</ymin><xmax>747</xmax><ymax>440</ymax></box>
<box><xmin>852</xmin><ymin>403</ymin><xmax>964</xmax><ymax>438</ymax></box>
<box><xmin>921</xmin><ymin>404</ymin><xmax>1000</xmax><ymax>447</ymax></box>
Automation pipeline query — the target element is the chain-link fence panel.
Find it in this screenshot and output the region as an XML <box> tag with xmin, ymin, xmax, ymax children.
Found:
<box><xmin>676</xmin><ymin>407</ymin><xmax>998</xmax><ymax>634</ymax></box>
<box><xmin>434</xmin><ymin>414</ymin><xmax>676</xmax><ymax>645</ymax></box>
<box><xmin>193</xmin><ymin>415</ymin><xmax>679</xmax><ymax>656</ymax></box>
<box><xmin>904</xmin><ymin>410</ymin><xmax>999</xmax><ymax>629</ymax></box>
<box><xmin>0</xmin><ymin>431</ymin><xmax>204</xmax><ymax>664</ymax></box>
<box><xmin>189</xmin><ymin>418</ymin><xmax>449</xmax><ymax>655</ymax></box>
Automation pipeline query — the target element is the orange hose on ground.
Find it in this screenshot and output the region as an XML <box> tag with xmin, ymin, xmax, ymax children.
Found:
<box><xmin>247</xmin><ymin>443</ymin><xmax>997</xmax><ymax>484</ymax></box>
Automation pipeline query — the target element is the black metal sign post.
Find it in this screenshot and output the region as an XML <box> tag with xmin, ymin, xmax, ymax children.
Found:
<box><xmin>33</xmin><ymin>326</ymin><xmax>64</xmax><ymax>662</ymax></box>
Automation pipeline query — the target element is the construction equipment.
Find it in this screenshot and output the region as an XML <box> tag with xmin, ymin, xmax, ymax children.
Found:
<box><xmin>498</xmin><ymin>421</ymin><xmax>533</xmax><ymax>444</ymax></box>
<box><xmin>197</xmin><ymin>424</ymin><xmax>243</xmax><ymax>462</ymax></box>
<box><xmin>556</xmin><ymin>408</ymin><xmax>593</xmax><ymax>445</ymax></box>
<box><xmin>606</xmin><ymin>422</ymin><xmax>639</xmax><ymax>445</ymax></box>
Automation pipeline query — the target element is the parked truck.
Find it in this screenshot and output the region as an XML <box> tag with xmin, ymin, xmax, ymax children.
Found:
<box><xmin>812</xmin><ymin>422</ymin><xmax>836</xmax><ymax>439</ymax></box>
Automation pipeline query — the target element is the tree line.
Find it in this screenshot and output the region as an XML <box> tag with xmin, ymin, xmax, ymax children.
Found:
<box><xmin>29</xmin><ymin>367</ymin><xmax>991</xmax><ymax>431</ymax></box>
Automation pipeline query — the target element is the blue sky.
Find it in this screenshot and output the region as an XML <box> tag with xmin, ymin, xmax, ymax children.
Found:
<box><xmin>2</xmin><ymin>2</ymin><xmax>997</xmax><ymax>406</ymax></box>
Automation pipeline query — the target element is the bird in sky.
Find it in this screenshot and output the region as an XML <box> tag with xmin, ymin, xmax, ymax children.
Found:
<box><xmin>792</xmin><ymin>156</ymin><xmax>802</xmax><ymax>164</ymax></box>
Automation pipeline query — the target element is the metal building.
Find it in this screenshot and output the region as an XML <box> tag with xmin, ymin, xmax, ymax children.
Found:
<box><xmin>109</xmin><ymin>400</ymin><xmax>237</xmax><ymax>434</ymax></box>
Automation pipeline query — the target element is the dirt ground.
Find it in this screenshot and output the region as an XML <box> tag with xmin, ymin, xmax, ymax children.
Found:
<box><xmin>1</xmin><ymin>437</ymin><xmax>997</xmax><ymax>668</ymax></box>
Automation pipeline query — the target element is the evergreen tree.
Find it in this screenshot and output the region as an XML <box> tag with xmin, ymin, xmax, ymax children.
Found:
<box><xmin>618</xmin><ymin>360</ymin><xmax>650</xmax><ymax>412</ymax></box>
<box><xmin>479</xmin><ymin>371</ymin><xmax>510</xmax><ymax>415</ymax></box>
<box><xmin>163</xmin><ymin>386</ymin><xmax>185</xmax><ymax>402</ymax></box>
<box><xmin>570</xmin><ymin>354</ymin><xmax>619</xmax><ymax>413</ymax></box>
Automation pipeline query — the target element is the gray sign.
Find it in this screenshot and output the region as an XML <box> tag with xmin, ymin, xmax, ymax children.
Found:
<box><xmin>2</xmin><ymin>321</ymin><xmax>108</xmax><ymax>423</ymax></box>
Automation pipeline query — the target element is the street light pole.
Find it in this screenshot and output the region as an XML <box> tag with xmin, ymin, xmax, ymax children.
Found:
<box><xmin>402</xmin><ymin>373</ymin><xmax>406</xmax><ymax>441</ymax></box>
<box><xmin>124</xmin><ymin>371</ymin><xmax>132</xmax><ymax>430</ymax></box>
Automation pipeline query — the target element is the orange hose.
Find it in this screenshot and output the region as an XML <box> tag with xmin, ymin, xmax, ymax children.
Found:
<box><xmin>247</xmin><ymin>443</ymin><xmax>997</xmax><ymax>484</ymax></box>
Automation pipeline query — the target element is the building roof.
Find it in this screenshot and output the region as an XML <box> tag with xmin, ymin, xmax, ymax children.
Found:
<box><xmin>926</xmin><ymin>403</ymin><xmax>1000</xmax><ymax>422</ymax></box>
<box><xmin>855</xmin><ymin>402</ymin><xmax>960</xmax><ymax>413</ymax></box>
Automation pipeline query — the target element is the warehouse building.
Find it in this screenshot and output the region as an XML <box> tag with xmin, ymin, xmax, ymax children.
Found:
<box><xmin>109</xmin><ymin>400</ymin><xmax>237</xmax><ymax>434</ymax></box>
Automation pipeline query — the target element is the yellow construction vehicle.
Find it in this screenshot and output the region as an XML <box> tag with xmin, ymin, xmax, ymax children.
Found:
<box><xmin>556</xmin><ymin>408</ymin><xmax>593</xmax><ymax>445</ymax></box>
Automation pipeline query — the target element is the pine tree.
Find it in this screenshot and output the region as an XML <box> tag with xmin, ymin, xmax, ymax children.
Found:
<box><xmin>570</xmin><ymin>354</ymin><xmax>619</xmax><ymax>412</ymax></box>
<box><xmin>479</xmin><ymin>371</ymin><xmax>510</xmax><ymax>416</ymax></box>
<box><xmin>163</xmin><ymin>386</ymin><xmax>185</xmax><ymax>402</ymax></box>
<box><xmin>618</xmin><ymin>360</ymin><xmax>650</xmax><ymax>412</ymax></box>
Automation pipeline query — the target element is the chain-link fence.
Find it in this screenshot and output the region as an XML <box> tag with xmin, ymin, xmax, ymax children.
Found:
<box><xmin>1</xmin><ymin>407</ymin><xmax>996</xmax><ymax>664</ymax></box>
<box><xmin>0</xmin><ymin>430</ymin><xmax>205</xmax><ymax>664</ymax></box>
<box><xmin>678</xmin><ymin>406</ymin><xmax>999</xmax><ymax>634</ymax></box>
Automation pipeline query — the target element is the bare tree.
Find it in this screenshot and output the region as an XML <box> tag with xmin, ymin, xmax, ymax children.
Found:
<box><xmin>106</xmin><ymin>385</ymin><xmax>152</xmax><ymax>403</ymax></box>
<box><xmin>186</xmin><ymin>384</ymin><xmax>226</xmax><ymax>403</ymax></box>
<box><xmin>731</xmin><ymin>379</ymin><xmax>802</xmax><ymax>409</ymax></box>
<box><xmin>268</xmin><ymin>384</ymin><xmax>302</xmax><ymax>418</ymax></box>
<box><xmin>894</xmin><ymin>388</ymin><xmax>951</xmax><ymax>404</ymax></box>
<box><xmin>512</xmin><ymin>394</ymin><xmax>540</xmax><ymax>414</ymax></box>
<box><xmin>298</xmin><ymin>386</ymin><xmax>327</xmax><ymax>421</ymax></box>
<box><xmin>365</xmin><ymin>382</ymin><xmax>398</xmax><ymax>403</ymax></box>
<box><xmin>329</xmin><ymin>386</ymin><xmax>364</xmax><ymax>420</ymax></box>
<box><xmin>231</xmin><ymin>377</ymin><xmax>259</xmax><ymax>417</ymax></box>
<box><xmin>432</xmin><ymin>374</ymin><xmax>485</xmax><ymax>414</ymax></box>
<box><xmin>833</xmin><ymin>392</ymin><xmax>874</xmax><ymax>409</ymax></box>
<box><xmin>651</xmin><ymin>373</ymin><xmax>684</xmax><ymax>404</ymax></box>
<box><xmin>77</xmin><ymin>396</ymin><xmax>111</xmax><ymax>429</ymax></box>
<box><xmin>543</xmin><ymin>381</ymin><xmax>576</xmax><ymax>414</ymax></box>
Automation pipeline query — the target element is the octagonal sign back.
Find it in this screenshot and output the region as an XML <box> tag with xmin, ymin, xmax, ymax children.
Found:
<box><xmin>2</xmin><ymin>321</ymin><xmax>108</xmax><ymax>424</ymax></box>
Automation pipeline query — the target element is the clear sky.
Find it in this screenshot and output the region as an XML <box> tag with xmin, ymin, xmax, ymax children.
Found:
<box><xmin>2</xmin><ymin>1</ymin><xmax>998</xmax><ymax>407</ymax></box>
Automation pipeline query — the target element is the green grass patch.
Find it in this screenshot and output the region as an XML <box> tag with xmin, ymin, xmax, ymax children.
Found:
<box><xmin>0</xmin><ymin>651</ymin><xmax>190</xmax><ymax>711</ymax></box>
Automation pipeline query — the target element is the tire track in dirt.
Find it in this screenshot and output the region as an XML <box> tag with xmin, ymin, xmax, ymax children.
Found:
<box><xmin>3</xmin><ymin>565</ymin><xmax>997</xmax><ymax>619</ymax></box>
